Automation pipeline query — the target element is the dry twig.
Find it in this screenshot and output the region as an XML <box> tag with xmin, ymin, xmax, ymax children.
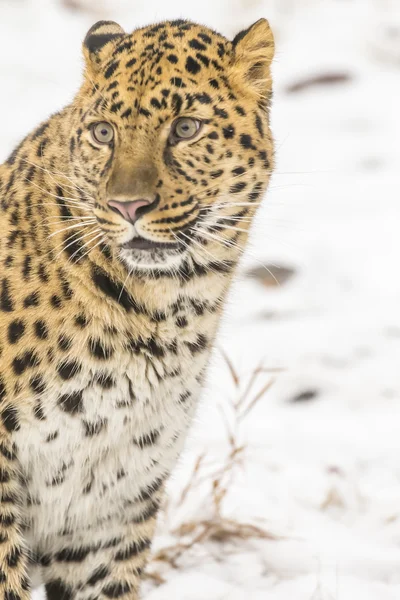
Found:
<box><xmin>148</xmin><ymin>354</ymin><xmax>278</xmax><ymax>583</ymax></box>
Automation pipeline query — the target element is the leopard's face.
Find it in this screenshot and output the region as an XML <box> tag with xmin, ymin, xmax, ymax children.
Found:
<box><xmin>69</xmin><ymin>19</ymin><xmax>274</xmax><ymax>272</ymax></box>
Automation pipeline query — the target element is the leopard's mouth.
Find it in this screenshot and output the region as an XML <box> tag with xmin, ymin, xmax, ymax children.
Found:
<box><xmin>121</xmin><ymin>237</ymin><xmax>180</xmax><ymax>251</ymax></box>
<box><xmin>118</xmin><ymin>235</ymin><xmax>188</xmax><ymax>271</ymax></box>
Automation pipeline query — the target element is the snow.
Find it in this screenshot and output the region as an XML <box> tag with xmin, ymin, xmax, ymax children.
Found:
<box><xmin>1</xmin><ymin>0</ymin><xmax>400</xmax><ymax>598</ymax></box>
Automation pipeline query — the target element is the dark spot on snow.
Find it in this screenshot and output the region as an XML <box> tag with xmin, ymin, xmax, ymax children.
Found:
<box><xmin>290</xmin><ymin>390</ymin><xmax>319</xmax><ymax>403</ymax></box>
<box><xmin>286</xmin><ymin>72</ymin><xmax>353</xmax><ymax>94</ymax></box>
<box><xmin>246</xmin><ymin>264</ymin><xmax>296</xmax><ymax>287</ymax></box>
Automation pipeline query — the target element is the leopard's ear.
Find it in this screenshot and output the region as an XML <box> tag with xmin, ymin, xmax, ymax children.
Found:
<box><xmin>83</xmin><ymin>21</ymin><xmax>125</xmax><ymax>71</ymax></box>
<box><xmin>231</xmin><ymin>19</ymin><xmax>274</xmax><ymax>101</ymax></box>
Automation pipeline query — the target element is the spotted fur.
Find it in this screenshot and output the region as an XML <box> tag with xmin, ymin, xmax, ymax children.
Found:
<box><xmin>0</xmin><ymin>18</ymin><xmax>274</xmax><ymax>600</ymax></box>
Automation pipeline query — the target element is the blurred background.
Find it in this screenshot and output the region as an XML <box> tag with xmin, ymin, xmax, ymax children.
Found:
<box><xmin>1</xmin><ymin>1</ymin><xmax>400</xmax><ymax>598</ymax></box>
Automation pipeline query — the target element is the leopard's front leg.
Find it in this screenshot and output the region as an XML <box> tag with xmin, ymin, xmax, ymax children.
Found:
<box><xmin>0</xmin><ymin>435</ymin><xmax>31</xmax><ymax>600</ymax></box>
<box><xmin>41</xmin><ymin>486</ymin><xmax>163</xmax><ymax>600</ymax></box>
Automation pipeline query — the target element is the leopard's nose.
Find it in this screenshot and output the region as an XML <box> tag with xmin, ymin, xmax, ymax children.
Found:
<box><xmin>107</xmin><ymin>199</ymin><xmax>151</xmax><ymax>225</ymax></box>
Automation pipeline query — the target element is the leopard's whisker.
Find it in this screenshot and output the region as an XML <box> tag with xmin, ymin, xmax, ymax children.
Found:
<box><xmin>195</xmin><ymin>227</ymin><xmax>280</xmax><ymax>286</ymax></box>
<box><xmin>68</xmin><ymin>231</ymin><xmax>104</xmax><ymax>263</ymax></box>
<box><xmin>21</xmin><ymin>158</ymin><xmax>91</xmax><ymax>197</ymax></box>
<box><xmin>31</xmin><ymin>201</ymin><xmax>92</xmax><ymax>211</ymax></box>
<box><xmin>204</xmin><ymin>214</ymin><xmax>255</xmax><ymax>224</ymax></box>
<box><xmin>118</xmin><ymin>264</ymin><xmax>135</xmax><ymax>303</ymax></box>
<box><xmin>177</xmin><ymin>231</ymin><xmax>232</xmax><ymax>269</ymax></box>
<box><xmin>53</xmin><ymin>227</ymin><xmax>101</xmax><ymax>261</ymax></box>
<box><xmin>202</xmin><ymin>201</ymin><xmax>263</xmax><ymax>210</ymax></box>
<box><xmin>44</xmin><ymin>216</ymin><xmax>96</xmax><ymax>223</ymax></box>
<box><xmin>201</xmin><ymin>223</ymin><xmax>248</xmax><ymax>235</ymax></box>
<box><xmin>76</xmin><ymin>235</ymin><xmax>106</xmax><ymax>263</ymax></box>
<box><xmin>171</xmin><ymin>231</ymin><xmax>231</xmax><ymax>280</ymax></box>
<box><xmin>49</xmin><ymin>221</ymin><xmax>98</xmax><ymax>238</ymax></box>
<box><xmin>23</xmin><ymin>177</ymin><xmax>93</xmax><ymax>207</ymax></box>
<box><xmin>48</xmin><ymin>227</ymin><xmax>93</xmax><ymax>257</ymax></box>
<box><xmin>194</xmin><ymin>227</ymin><xmax>246</xmax><ymax>251</ymax></box>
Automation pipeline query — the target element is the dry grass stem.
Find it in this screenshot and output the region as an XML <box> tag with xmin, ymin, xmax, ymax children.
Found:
<box><xmin>148</xmin><ymin>352</ymin><xmax>278</xmax><ymax>583</ymax></box>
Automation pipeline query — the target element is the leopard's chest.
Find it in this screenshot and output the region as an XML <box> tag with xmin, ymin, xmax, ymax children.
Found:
<box><xmin>14</xmin><ymin>327</ymin><xmax>208</xmax><ymax>543</ymax></box>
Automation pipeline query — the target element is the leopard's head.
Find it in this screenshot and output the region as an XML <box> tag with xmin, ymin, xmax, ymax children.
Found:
<box><xmin>68</xmin><ymin>19</ymin><xmax>274</xmax><ymax>272</ymax></box>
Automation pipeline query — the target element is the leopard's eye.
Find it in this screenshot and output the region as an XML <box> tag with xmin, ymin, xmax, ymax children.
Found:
<box><xmin>91</xmin><ymin>122</ymin><xmax>114</xmax><ymax>145</ymax></box>
<box><xmin>170</xmin><ymin>117</ymin><xmax>202</xmax><ymax>143</ymax></box>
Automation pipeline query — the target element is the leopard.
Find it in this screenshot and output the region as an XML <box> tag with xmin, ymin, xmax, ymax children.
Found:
<box><xmin>0</xmin><ymin>17</ymin><xmax>274</xmax><ymax>600</ymax></box>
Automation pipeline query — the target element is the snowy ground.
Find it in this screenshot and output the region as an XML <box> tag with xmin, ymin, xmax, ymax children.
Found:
<box><xmin>1</xmin><ymin>0</ymin><xmax>400</xmax><ymax>598</ymax></box>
